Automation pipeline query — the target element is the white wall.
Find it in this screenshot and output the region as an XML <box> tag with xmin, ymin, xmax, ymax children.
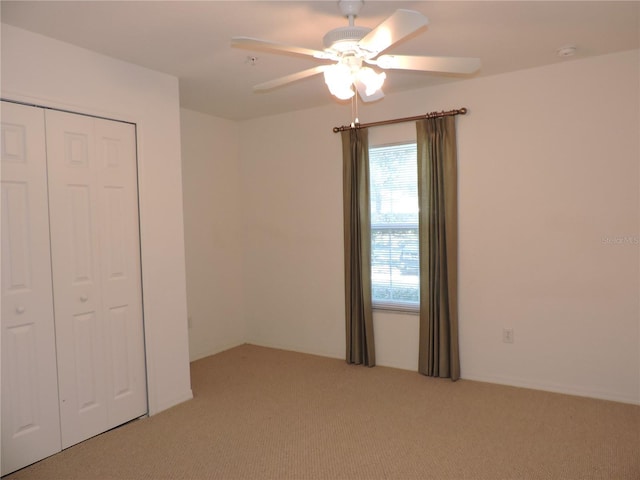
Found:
<box><xmin>180</xmin><ymin>108</ymin><xmax>246</xmax><ymax>361</ymax></box>
<box><xmin>237</xmin><ymin>50</ymin><xmax>639</xmax><ymax>404</ymax></box>
<box><xmin>239</xmin><ymin>108</ymin><xmax>347</xmax><ymax>359</ymax></box>
<box><xmin>1</xmin><ymin>24</ymin><xmax>193</xmax><ymax>414</ymax></box>
<box><xmin>443</xmin><ymin>51</ymin><xmax>638</xmax><ymax>404</ymax></box>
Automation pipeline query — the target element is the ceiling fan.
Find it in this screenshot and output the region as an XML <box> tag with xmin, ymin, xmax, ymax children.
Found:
<box><xmin>231</xmin><ymin>0</ymin><xmax>481</xmax><ymax>102</ymax></box>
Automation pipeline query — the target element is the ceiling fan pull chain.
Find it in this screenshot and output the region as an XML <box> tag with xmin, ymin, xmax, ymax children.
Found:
<box><xmin>355</xmin><ymin>92</ymin><xmax>359</xmax><ymax>125</ymax></box>
<box><xmin>350</xmin><ymin>95</ymin><xmax>355</xmax><ymax>126</ymax></box>
<box><xmin>350</xmin><ymin>93</ymin><xmax>360</xmax><ymax>127</ymax></box>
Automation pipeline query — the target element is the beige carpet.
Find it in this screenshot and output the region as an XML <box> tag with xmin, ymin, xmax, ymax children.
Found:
<box><xmin>4</xmin><ymin>344</ymin><xmax>639</xmax><ymax>480</ymax></box>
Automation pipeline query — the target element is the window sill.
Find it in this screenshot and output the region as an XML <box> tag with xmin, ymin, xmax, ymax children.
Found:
<box><xmin>372</xmin><ymin>302</ymin><xmax>419</xmax><ymax>315</ymax></box>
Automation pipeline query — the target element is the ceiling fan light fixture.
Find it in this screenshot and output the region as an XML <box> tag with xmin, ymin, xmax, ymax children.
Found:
<box><xmin>357</xmin><ymin>67</ymin><xmax>386</xmax><ymax>95</ymax></box>
<box><xmin>323</xmin><ymin>63</ymin><xmax>355</xmax><ymax>100</ymax></box>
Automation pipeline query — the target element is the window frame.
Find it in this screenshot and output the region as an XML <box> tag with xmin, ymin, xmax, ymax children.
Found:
<box><xmin>368</xmin><ymin>141</ymin><xmax>420</xmax><ymax>314</ymax></box>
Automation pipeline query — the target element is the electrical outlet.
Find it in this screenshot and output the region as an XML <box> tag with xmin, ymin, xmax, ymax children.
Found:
<box><xmin>502</xmin><ymin>328</ymin><xmax>514</xmax><ymax>344</ymax></box>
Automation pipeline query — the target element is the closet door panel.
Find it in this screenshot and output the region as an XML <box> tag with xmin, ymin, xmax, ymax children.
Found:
<box><xmin>45</xmin><ymin>110</ymin><xmax>109</xmax><ymax>448</ymax></box>
<box><xmin>95</xmin><ymin>120</ymin><xmax>147</xmax><ymax>425</ymax></box>
<box><xmin>45</xmin><ymin>110</ymin><xmax>147</xmax><ymax>449</ymax></box>
<box><xmin>1</xmin><ymin>102</ymin><xmax>62</xmax><ymax>475</ymax></box>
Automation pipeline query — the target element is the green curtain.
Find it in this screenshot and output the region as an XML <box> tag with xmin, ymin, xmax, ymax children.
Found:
<box><xmin>416</xmin><ymin>116</ymin><xmax>460</xmax><ymax>380</ymax></box>
<box><xmin>341</xmin><ymin>128</ymin><xmax>375</xmax><ymax>367</ymax></box>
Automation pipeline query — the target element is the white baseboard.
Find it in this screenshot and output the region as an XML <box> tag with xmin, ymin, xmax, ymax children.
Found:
<box><xmin>461</xmin><ymin>372</ymin><xmax>640</xmax><ymax>406</ymax></box>
<box><xmin>197</xmin><ymin>341</ymin><xmax>640</xmax><ymax>406</ymax></box>
<box><xmin>189</xmin><ymin>341</ymin><xmax>246</xmax><ymax>362</ymax></box>
<box><xmin>150</xmin><ymin>389</ymin><xmax>194</xmax><ymax>416</ymax></box>
<box><xmin>245</xmin><ymin>340</ymin><xmax>344</xmax><ymax>362</ymax></box>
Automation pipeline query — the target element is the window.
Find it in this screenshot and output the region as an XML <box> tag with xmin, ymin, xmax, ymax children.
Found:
<box><xmin>369</xmin><ymin>143</ymin><xmax>419</xmax><ymax>311</ymax></box>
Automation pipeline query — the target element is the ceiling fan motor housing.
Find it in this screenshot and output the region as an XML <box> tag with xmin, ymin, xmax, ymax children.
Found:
<box><xmin>323</xmin><ymin>26</ymin><xmax>372</xmax><ymax>52</ymax></box>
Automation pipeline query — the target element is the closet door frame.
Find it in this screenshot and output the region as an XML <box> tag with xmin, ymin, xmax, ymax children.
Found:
<box><xmin>1</xmin><ymin>89</ymin><xmax>193</xmax><ymax>420</ymax></box>
<box><xmin>1</xmin><ymin>99</ymin><xmax>149</xmax><ymax>474</ymax></box>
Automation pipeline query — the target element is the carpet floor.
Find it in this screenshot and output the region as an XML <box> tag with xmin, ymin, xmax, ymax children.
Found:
<box><xmin>4</xmin><ymin>344</ymin><xmax>639</xmax><ymax>479</ymax></box>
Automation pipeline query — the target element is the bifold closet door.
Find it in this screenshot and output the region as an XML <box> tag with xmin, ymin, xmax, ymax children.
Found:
<box><xmin>1</xmin><ymin>102</ymin><xmax>62</xmax><ymax>475</ymax></box>
<box><xmin>45</xmin><ymin>109</ymin><xmax>147</xmax><ymax>449</ymax></box>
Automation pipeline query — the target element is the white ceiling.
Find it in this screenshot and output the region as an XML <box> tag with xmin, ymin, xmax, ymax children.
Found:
<box><xmin>2</xmin><ymin>1</ymin><xmax>639</xmax><ymax>121</ymax></box>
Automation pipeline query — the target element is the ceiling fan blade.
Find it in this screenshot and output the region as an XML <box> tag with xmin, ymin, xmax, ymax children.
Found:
<box><xmin>354</xmin><ymin>80</ymin><xmax>385</xmax><ymax>103</ymax></box>
<box><xmin>375</xmin><ymin>55</ymin><xmax>481</xmax><ymax>74</ymax></box>
<box><xmin>231</xmin><ymin>36</ymin><xmax>332</xmax><ymax>59</ymax></box>
<box><xmin>253</xmin><ymin>65</ymin><xmax>329</xmax><ymax>91</ymax></box>
<box><xmin>358</xmin><ymin>10</ymin><xmax>428</xmax><ymax>56</ymax></box>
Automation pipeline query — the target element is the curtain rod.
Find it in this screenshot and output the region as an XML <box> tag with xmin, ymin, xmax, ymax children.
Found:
<box><xmin>332</xmin><ymin>107</ymin><xmax>467</xmax><ymax>133</ymax></box>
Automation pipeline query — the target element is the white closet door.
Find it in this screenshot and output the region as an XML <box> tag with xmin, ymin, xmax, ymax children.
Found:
<box><xmin>94</xmin><ymin>117</ymin><xmax>146</xmax><ymax>427</ymax></box>
<box><xmin>45</xmin><ymin>109</ymin><xmax>147</xmax><ymax>448</ymax></box>
<box><xmin>1</xmin><ymin>102</ymin><xmax>62</xmax><ymax>475</ymax></box>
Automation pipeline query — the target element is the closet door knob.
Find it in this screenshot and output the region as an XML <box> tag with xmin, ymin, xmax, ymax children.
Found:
<box><xmin>80</xmin><ymin>295</ymin><xmax>89</xmax><ymax>303</ymax></box>
<box><xmin>16</xmin><ymin>306</ymin><xmax>25</xmax><ymax>314</ymax></box>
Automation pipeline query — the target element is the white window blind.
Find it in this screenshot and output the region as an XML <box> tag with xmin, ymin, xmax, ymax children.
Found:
<box><xmin>369</xmin><ymin>143</ymin><xmax>419</xmax><ymax>310</ymax></box>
